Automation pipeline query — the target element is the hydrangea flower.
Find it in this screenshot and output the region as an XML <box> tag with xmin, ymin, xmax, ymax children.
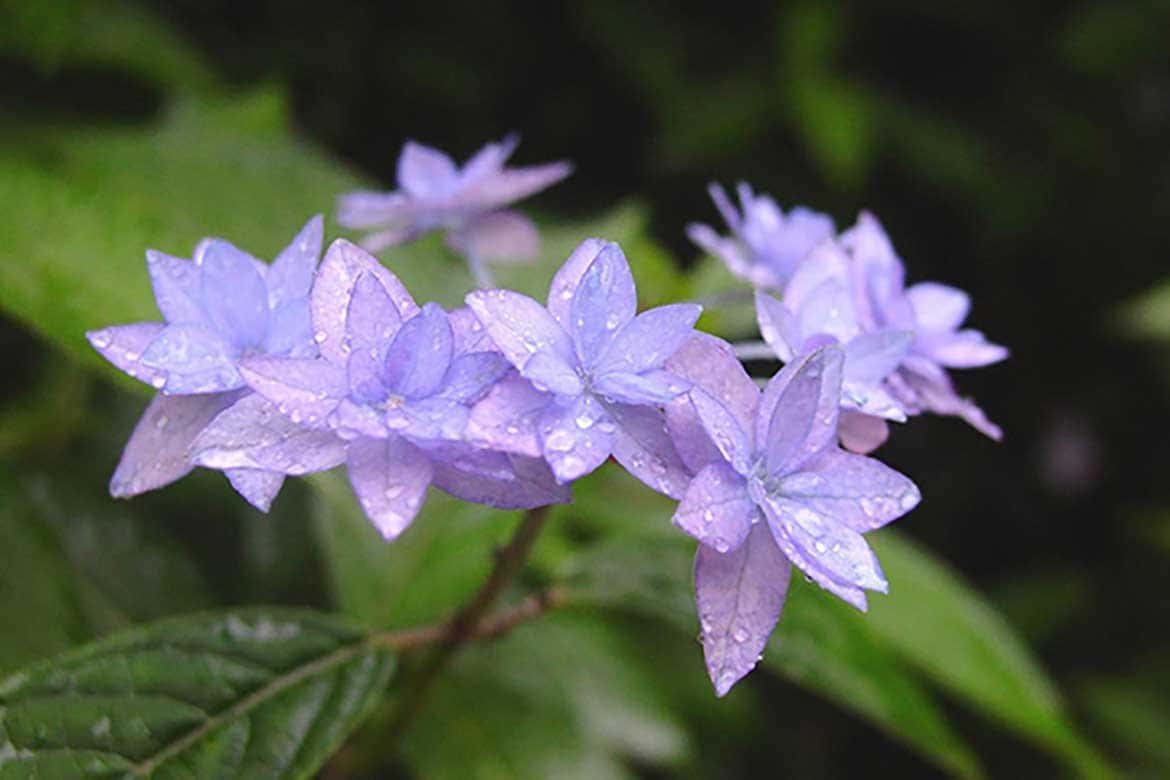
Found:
<box><xmin>466</xmin><ymin>239</ymin><xmax>699</xmax><ymax>495</ymax></box>
<box><xmin>753</xmin><ymin>238</ymin><xmax>913</xmax><ymax>454</ymax></box>
<box><xmin>86</xmin><ymin>217</ymin><xmax>325</xmax><ymax>510</ymax></box>
<box><xmin>197</xmin><ymin>238</ymin><xmax>568</xmax><ymax>539</ymax></box>
<box><xmin>841</xmin><ymin>213</ymin><xmax>1008</xmax><ymax>440</ymax></box>
<box><xmin>666</xmin><ymin>342</ymin><xmax>920</xmax><ymax>695</ymax></box>
<box><xmin>687</xmin><ymin>182</ymin><xmax>835</xmax><ymax>291</ymax></box>
<box><xmin>336</xmin><ymin>135</ymin><xmax>572</xmax><ymax>285</ymax></box>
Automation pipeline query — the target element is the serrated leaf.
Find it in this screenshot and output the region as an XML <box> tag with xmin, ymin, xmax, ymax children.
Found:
<box><xmin>0</xmin><ymin>609</ymin><xmax>393</xmax><ymax>779</ymax></box>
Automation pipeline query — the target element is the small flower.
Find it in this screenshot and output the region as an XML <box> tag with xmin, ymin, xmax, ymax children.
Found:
<box><xmin>667</xmin><ymin>344</ymin><xmax>920</xmax><ymax>695</ymax></box>
<box><xmin>687</xmin><ymin>182</ymin><xmax>835</xmax><ymax>292</ymax></box>
<box><xmin>86</xmin><ymin>217</ymin><xmax>325</xmax><ymax>510</ymax></box>
<box><xmin>336</xmin><ymin>135</ymin><xmax>572</xmax><ymax>267</ymax></box>
<box><xmin>466</xmin><ymin>239</ymin><xmax>700</xmax><ymax>495</ymax></box>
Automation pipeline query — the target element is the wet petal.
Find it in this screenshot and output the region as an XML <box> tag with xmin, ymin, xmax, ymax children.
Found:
<box><xmin>780</xmin><ymin>449</ymin><xmax>920</xmax><ymax>532</ymax></box>
<box><xmin>439</xmin><ymin>351</ymin><xmax>512</xmax><ymax>403</ymax></box>
<box><xmin>267</xmin><ymin>215</ymin><xmax>323</xmax><ymax>309</ymax></box>
<box><xmin>431</xmin><ymin>449</ymin><xmax>571</xmax><ymax>508</ymax></box>
<box><xmin>265</xmin><ymin>299</ymin><xmax>316</xmax><ymax>358</ymax></box>
<box><xmin>224</xmin><ymin>469</ymin><xmax>285</xmax><ymax>513</ymax></box>
<box><xmin>759</xmin><ymin>346</ymin><xmax>844</xmax><ymax>476</ymax></box>
<box><xmin>519</xmin><ymin>349</ymin><xmax>582</xmax><ymax>396</ymax></box>
<box><xmin>696</xmin><ymin>522</ymin><xmax>791</xmax><ymax>696</ymax></box>
<box><xmin>345</xmin><ymin>272</ymin><xmax>403</xmax><ymax>362</ymax></box>
<box><xmin>754</xmin><ymin>291</ymin><xmax>799</xmax><ymax>363</ymax></box>
<box><xmin>538</xmin><ymin>394</ymin><xmax>615</xmax><ymax>483</ymax></box>
<box><xmin>347</xmin><ymin>435</ymin><xmax>433</xmax><ymax>540</ymax></box>
<box><xmin>665</xmin><ymin>333</ymin><xmax>759</xmax><ymax>437</ymax></box>
<box><xmin>593</xmin><ymin>369</ymin><xmax>690</xmax><ymax>406</ymax></box>
<box><xmin>608</xmin><ymin>403</ymin><xmax>691</xmax><ymax>499</ymax></box>
<box><xmin>594</xmin><ymin>303</ymin><xmax>702</xmax><ymax>376</ymax></box>
<box><xmin>466</xmin><ymin>374</ymin><xmax>551</xmax><ymax>457</ymax></box>
<box><xmin>465</xmin><ymin>288</ymin><xmax>575</xmax><ymax>369</ymax></box>
<box><xmin>397</xmin><ymin>140</ymin><xmax>459</xmax><ymax>197</ymax></box>
<box><xmin>844</xmin><ymin>329</ymin><xmax>913</xmax><ymax>385</ymax></box>
<box><xmin>146</xmin><ymin>250</ymin><xmax>204</xmax><ymax>325</ymax></box>
<box><xmin>690</xmin><ymin>389</ymin><xmax>753</xmax><ymax>476</ymax></box>
<box><xmin>238</xmin><ymin>356</ymin><xmax>347</xmax><ymax>427</ymax></box>
<box><xmin>672</xmin><ymin>461</ymin><xmax>755</xmax><ymax>551</ymax></box>
<box><xmin>388</xmin><ymin>397</ymin><xmax>470</xmax><ymax>443</ymax></box>
<box><xmin>570</xmin><ymin>243</ymin><xmax>636</xmax><ymax>366</ymax></box>
<box><xmin>141</xmin><ymin>322</ymin><xmax>242</xmax><ymax>394</ymax></box>
<box><xmin>199</xmin><ymin>240</ymin><xmax>270</xmax><ymax>350</ymax></box>
<box><xmin>87</xmin><ymin>322</ymin><xmax>166</xmax><ymax>388</ymax></box>
<box><xmin>383</xmin><ymin>303</ymin><xmax>454</xmax><ymax>399</ymax></box>
<box><xmin>449</xmin><ymin>305</ymin><xmax>496</xmax><ymax>354</ymax></box>
<box><xmin>547</xmin><ymin>238</ymin><xmax>609</xmax><ymax>327</ymax></box>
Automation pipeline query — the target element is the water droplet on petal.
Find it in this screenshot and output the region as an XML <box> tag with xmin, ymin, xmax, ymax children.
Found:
<box><xmin>150</xmin><ymin>376</ymin><xmax>166</xmax><ymax>389</ymax></box>
<box><xmin>575</xmin><ymin>413</ymin><xmax>595</xmax><ymax>429</ymax></box>
<box><xmin>91</xmin><ymin>331</ymin><xmax>111</xmax><ymax>349</ymax></box>
<box><xmin>732</xmin><ymin>627</ymin><xmax>749</xmax><ymax>643</ymax></box>
<box><xmin>314</xmin><ymin>330</ymin><xmax>328</xmax><ymax>343</ymax></box>
<box><xmin>383</xmin><ymin>483</ymin><xmax>404</xmax><ymax>499</ymax></box>
<box><xmin>154</xmin><ymin>414</ymin><xmax>169</xmax><ymax>430</ymax></box>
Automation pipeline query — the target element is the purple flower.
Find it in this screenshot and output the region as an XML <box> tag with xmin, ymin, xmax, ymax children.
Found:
<box><xmin>841</xmin><ymin>213</ymin><xmax>1008</xmax><ymax>440</ymax></box>
<box><xmin>687</xmin><ymin>182</ymin><xmax>835</xmax><ymax>291</ymax></box>
<box><xmin>336</xmin><ymin>135</ymin><xmax>572</xmax><ymax>269</ymax></box>
<box><xmin>466</xmin><ymin>239</ymin><xmax>700</xmax><ymax>495</ymax></box>
<box><xmin>205</xmin><ymin>238</ymin><xmax>568</xmax><ymax>539</ymax></box>
<box><xmin>666</xmin><ymin>343</ymin><xmax>920</xmax><ymax>695</ymax></box>
<box><xmin>86</xmin><ymin>217</ymin><xmax>325</xmax><ymax>510</ymax></box>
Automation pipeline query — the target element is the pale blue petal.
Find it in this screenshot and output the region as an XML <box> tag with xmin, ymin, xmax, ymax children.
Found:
<box><xmin>264</xmin><ymin>299</ymin><xmax>316</xmax><ymax>358</ymax></box>
<box><xmin>397</xmin><ymin>140</ymin><xmax>459</xmax><ymax>197</ymax></box>
<box><xmin>345</xmin><ymin>272</ymin><xmax>402</xmax><ymax>363</ymax></box>
<box><xmin>466</xmin><ymin>374</ymin><xmax>551</xmax><ymax>458</ymax></box>
<box><xmin>570</xmin><ymin>243</ymin><xmax>636</xmax><ymax>367</ymax></box>
<box><xmin>672</xmin><ymin>461</ymin><xmax>755</xmax><ymax>551</ymax></box>
<box><xmin>593</xmin><ymin>303</ymin><xmax>702</xmax><ymax>376</ymax></box>
<box><xmin>465</xmin><ymin>288</ymin><xmax>575</xmax><ymax>370</ymax></box>
<box><xmin>439</xmin><ymin>352</ymin><xmax>512</xmax><ymax>403</ymax></box>
<box><xmin>267</xmin><ymin>215</ymin><xmax>323</xmax><ymax>309</ymax></box>
<box><xmin>546</xmin><ymin>238</ymin><xmax>615</xmax><ymax>327</ymax></box>
<box><xmin>519</xmin><ymin>350</ymin><xmax>583</xmax><ymax>397</ymax></box>
<box><xmin>538</xmin><ymin>394</ymin><xmax>615</xmax><ymax>483</ymax></box>
<box><xmin>87</xmin><ymin>322</ymin><xmax>167</xmax><ymax>388</ymax></box>
<box><xmin>431</xmin><ymin>449</ymin><xmax>571</xmax><ymax>509</ymax></box>
<box><xmin>759</xmin><ymin>346</ymin><xmax>844</xmax><ymax>477</ymax></box>
<box><xmin>593</xmin><ymin>370</ymin><xmax>690</xmax><ymax>406</ymax></box>
<box><xmin>199</xmin><ymin>240</ymin><xmax>270</xmax><ymax>350</ymax></box>
<box><xmin>146</xmin><ymin>250</ymin><xmax>204</xmax><ymax>325</ymax></box>
<box><xmin>141</xmin><ymin>322</ymin><xmax>242</xmax><ymax>394</ymax></box>
<box><xmin>239</xmin><ymin>356</ymin><xmax>347</xmax><ymax>427</ymax></box>
<box><xmin>347</xmin><ymin>435</ymin><xmax>433</xmax><ymax>540</ymax></box>
<box><xmin>780</xmin><ymin>449</ymin><xmax>920</xmax><ymax>533</ymax></box>
<box><xmin>607</xmin><ymin>403</ymin><xmax>691</xmax><ymax>499</ymax></box>
<box><xmin>383</xmin><ymin>303</ymin><xmax>453</xmax><ymax>399</ymax></box>
<box><xmin>689</xmin><ymin>389</ymin><xmax>753</xmax><ymax>476</ymax></box>
<box><xmin>224</xmin><ymin>469</ymin><xmax>285</xmax><ymax>513</ymax></box>
<box><xmin>754</xmin><ymin>292</ymin><xmax>799</xmax><ymax>363</ymax></box>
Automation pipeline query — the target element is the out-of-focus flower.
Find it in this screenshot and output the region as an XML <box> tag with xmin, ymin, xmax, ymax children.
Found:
<box><xmin>687</xmin><ymin>182</ymin><xmax>835</xmax><ymax>292</ymax></box>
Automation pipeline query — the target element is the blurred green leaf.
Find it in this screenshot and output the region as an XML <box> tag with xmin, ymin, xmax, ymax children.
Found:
<box><xmin>1077</xmin><ymin>669</ymin><xmax>1170</xmax><ymax>774</ymax></box>
<box><xmin>0</xmin><ymin>608</ymin><xmax>393</xmax><ymax>779</ymax></box>
<box><xmin>869</xmin><ymin>532</ymin><xmax>1112</xmax><ymax>776</ymax></box>
<box><xmin>1117</xmin><ymin>278</ymin><xmax>1170</xmax><ymax>341</ymax></box>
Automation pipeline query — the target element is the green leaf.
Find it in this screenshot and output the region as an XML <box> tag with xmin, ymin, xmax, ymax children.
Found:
<box><xmin>1117</xmin><ymin>278</ymin><xmax>1170</xmax><ymax>341</ymax></box>
<box><xmin>0</xmin><ymin>609</ymin><xmax>393</xmax><ymax>778</ymax></box>
<box><xmin>868</xmin><ymin>532</ymin><xmax>1112</xmax><ymax>776</ymax></box>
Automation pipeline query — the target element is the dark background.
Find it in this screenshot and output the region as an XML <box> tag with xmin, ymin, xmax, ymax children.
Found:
<box><xmin>3</xmin><ymin>1</ymin><xmax>1170</xmax><ymax>777</ymax></box>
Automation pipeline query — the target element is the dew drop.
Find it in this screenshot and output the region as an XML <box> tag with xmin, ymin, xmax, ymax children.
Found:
<box><xmin>314</xmin><ymin>330</ymin><xmax>328</xmax><ymax>343</ymax></box>
<box><xmin>150</xmin><ymin>375</ymin><xmax>166</xmax><ymax>389</ymax></box>
<box><xmin>604</xmin><ymin>313</ymin><xmax>620</xmax><ymax>330</ymax></box>
<box><xmin>732</xmin><ymin>627</ymin><xmax>749</xmax><ymax>643</ymax></box>
<box><xmin>383</xmin><ymin>483</ymin><xmax>404</xmax><ymax>499</ymax></box>
<box><xmin>154</xmin><ymin>414</ymin><xmax>170</xmax><ymax>431</ymax></box>
<box><xmin>90</xmin><ymin>331</ymin><xmax>111</xmax><ymax>349</ymax></box>
<box><xmin>575</xmin><ymin>413</ymin><xmax>595</xmax><ymax>429</ymax></box>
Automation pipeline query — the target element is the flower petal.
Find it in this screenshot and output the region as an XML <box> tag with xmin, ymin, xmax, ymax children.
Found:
<box><xmin>224</xmin><ymin>469</ymin><xmax>285</xmax><ymax>512</ymax></box>
<box><xmin>199</xmin><ymin>240</ymin><xmax>270</xmax><ymax>350</ymax></box>
<box><xmin>449</xmin><ymin>305</ymin><xmax>496</xmax><ymax>354</ymax></box>
<box><xmin>465</xmin><ymin>288</ymin><xmax>575</xmax><ymax>370</ymax></box>
<box><xmin>907</xmin><ymin>281</ymin><xmax>970</xmax><ymax>332</ymax></box>
<box><xmin>265</xmin><ymin>299</ymin><xmax>316</xmax><ymax>358</ymax></box>
<box><xmin>87</xmin><ymin>323</ymin><xmax>167</xmax><ymax>388</ymax></box>
<box><xmin>336</xmin><ymin>191</ymin><xmax>413</xmax><ymax>230</ymax></box>
<box><xmin>696</xmin><ymin>521</ymin><xmax>791</xmax><ymax>696</ymax></box>
<box><xmin>431</xmin><ymin>449</ymin><xmax>571</xmax><ymax>508</ymax></box>
<box><xmin>466</xmin><ymin>374</ymin><xmax>550</xmax><ymax>458</ymax></box>
<box><xmin>844</xmin><ymin>329</ymin><xmax>913</xmax><ymax>385</ymax></box>
<box><xmin>239</xmin><ymin>356</ymin><xmax>347</xmax><ymax>427</ymax></box>
<box><xmin>450</xmin><ymin>209</ymin><xmax>539</xmax><ymax>264</ymax></box>
<box><xmin>519</xmin><ymin>349</ymin><xmax>583</xmax><ymax>396</ymax></box>
<box><xmin>382</xmin><ymin>303</ymin><xmax>454</xmax><ymax>399</ymax></box>
<box><xmin>759</xmin><ymin>345</ymin><xmax>844</xmax><ymax>476</ymax></box>
<box><xmin>672</xmin><ymin>461</ymin><xmax>756</xmax><ymax>551</ymax></box>
<box><xmin>593</xmin><ymin>369</ymin><xmax>690</xmax><ymax>406</ymax></box>
<box><xmin>456</xmin><ymin>160</ymin><xmax>573</xmax><ymax>213</ymax></box>
<box><xmin>780</xmin><ymin>449</ymin><xmax>920</xmax><ymax>532</ymax></box>
<box><xmin>918</xmin><ymin>330</ymin><xmax>1009</xmax><ymax>369</ymax></box>
<box><xmin>570</xmin><ymin>243</ymin><xmax>636</xmax><ymax>367</ymax></box>
<box><xmin>146</xmin><ymin>250</ymin><xmax>204</xmax><ymax>325</ymax></box>
<box><xmin>665</xmin><ymin>333</ymin><xmax>759</xmax><ymax>440</ymax></box>
<box><xmin>439</xmin><ymin>351</ymin><xmax>512</xmax><ymax>403</ymax></box>
<box><xmin>267</xmin><ymin>215</ymin><xmax>323</xmax><ymax>309</ymax></box>
<box><xmin>547</xmin><ymin>238</ymin><xmax>609</xmax><ymax>328</ymax></box>
<box><xmin>538</xmin><ymin>393</ymin><xmax>615</xmax><ymax>483</ymax></box>
<box><xmin>347</xmin><ymin>435</ymin><xmax>433</xmax><ymax>540</ymax></box>
<box><xmin>346</xmin><ymin>272</ymin><xmax>403</xmax><ymax>363</ymax></box>
<box><xmin>594</xmin><ymin>303</ymin><xmax>702</xmax><ymax>376</ymax></box>
<box><xmin>397</xmin><ymin>140</ymin><xmax>459</xmax><ymax>197</ymax></box>
<box><xmin>459</xmin><ymin>134</ymin><xmax>519</xmax><ymax>183</ymax></box>
<box><xmin>754</xmin><ymin>292</ymin><xmax>799</xmax><ymax>363</ymax></box>
<box><xmin>387</xmin><ymin>397</ymin><xmax>470</xmax><ymax>443</ymax></box>
<box><xmin>110</xmin><ymin>391</ymin><xmax>242</xmax><ymax>498</ymax></box>
<box><xmin>837</xmin><ymin>410</ymin><xmax>890</xmax><ymax>454</ymax></box>
<box><xmin>689</xmin><ymin>389</ymin><xmax>753</xmax><ymax>476</ymax></box>
<box><xmin>141</xmin><ymin>322</ymin><xmax>242</xmax><ymax>394</ymax></box>
<box><xmin>607</xmin><ymin>403</ymin><xmax>691</xmax><ymax>499</ymax></box>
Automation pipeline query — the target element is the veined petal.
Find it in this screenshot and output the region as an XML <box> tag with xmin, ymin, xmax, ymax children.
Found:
<box><xmin>87</xmin><ymin>322</ymin><xmax>167</xmax><ymax>388</ymax></box>
<box><xmin>547</xmin><ymin>238</ymin><xmax>609</xmax><ymax>328</ymax></box>
<box><xmin>224</xmin><ymin>468</ymin><xmax>285</xmax><ymax>513</ymax></box>
<box><xmin>907</xmin><ymin>281</ymin><xmax>970</xmax><ymax>332</ymax></box>
<box><xmin>571</xmin><ymin>243</ymin><xmax>636</xmax><ymax>367</ymax></box>
<box><xmin>466</xmin><ymin>374</ymin><xmax>550</xmax><ymax>458</ymax></box>
<box><xmin>199</xmin><ymin>240</ymin><xmax>270</xmax><ymax>350</ymax></box>
<box><xmin>146</xmin><ymin>250</ymin><xmax>204</xmax><ymax>325</ymax></box>
<box><xmin>439</xmin><ymin>351</ymin><xmax>512</xmax><ymax>403</ymax></box>
<box><xmin>312</xmin><ymin>239</ymin><xmax>418</xmax><ymax>365</ymax></box>
<box><xmin>265</xmin><ymin>299</ymin><xmax>315</xmax><ymax>358</ymax></box>
<box><xmin>347</xmin><ymin>435</ymin><xmax>433</xmax><ymax>540</ymax></box>
<box><xmin>844</xmin><ymin>330</ymin><xmax>913</xmax><ymax>385</ymax></box>
<box><xmin>387</xmin><ymin>397</ymin><xmax>470</xmax><ymax>444</ymax></box>
<box><xmin>431</xmin><ymin>449</ymin><xmax>571</xmax><ymax>508</ymax></box>
<box><xmin>110</xmin><ymin>391</ymin><xmax>242</xmax><ymax>498</ymax></box>
<box><xmin>759</xmin><ymin>346</ymin><xmax>844</xmax><ymax>477</ymax></box>
<box><xmin>696</xmin><ymin>522</ymin><xmax>791</xmax><ymax>696</ymax></box>
<box><xmin>267</xmin><ymin>215</ymin><xmax>323</xmax><ymax>309</ymax></box>
<box><xmin>594</xmin><ymin>303</ymin><xmax>702</xmax><ymax>376</ymax></box>
<box><xmin>344</xmin><ymin>272</ymin><xmax>402</xmax><ymax>362</ymax></box>
<box><xmin>607</xmin><ymin>403</ymin><xmax>691</xmax><ymax>499</ymax></box>
<box><xmin>837</xmin><ymin>410</ymin><xmax>890</xmax><ymax>454</ymax></box>
<box><xmin>239</xmin><ymin>356</ymin><xmax>347</xmax><ymax>427</ymax></box>
<box><xmin>141</xmin><ymin>322</ymin><xmax>242</xmax><ymax>394</ymax></box>
<box><xmin>538</xmin><ymin>394</ymin><xmax>615</xmax><ymax>483</ymax></box>
<box><xmin>666</xmin><ymin>333</ymin><xmax>759</xmax><ymax>438</ymax></box>
<box><xmin>191</xmin><ymin>393</ymin><xmax>347</xmax><ymax>475</ymax></box>
<box><xmin>383</xmin><ymin>303</ymin><xmax>454</xmax><ymax>399</ymax></box>
<box><xmin>690</xmin><ymin>389</ymin><xmax>753</xmax><ymax>476</ymax></box>
<box><xmin>398</xmin><ymin>140</ymin><xmax>459</xmax><ymax>197</ymax></box>
<box><xmin>465</xmin><ymin>288</ymin><xmax>575</xmax><ymax>370</ymax></box>
<box><xmin>450</xmin><ymin>209</ymin><xmax>539</xmax><ymax>264</ymax></box>
<box><xmin>449</xmin><ymin>305</ymin><xmax>496</xmax><ymax>354</ymax></box>
<box><xmin>593</xmin><ymin>369</ymin><xmax>690</xmax><ymax>406</ymax></box>
<box><xmin>672</xmin><ymin>461</ymin><xmax>756</xmax><ymax>551</ymax></box>
<box><xmin>519</xmin><ymin>350</ymin><xmax>583</xmax><ymax>396</ymax></box>
<box><xmin>780</xmin><ymin>449</ymin><xmax>920</xmax><ymax>532</ymax></box>
<box><xmin>754</xmin><ymin>292</ymin><xmax>799</xmax><ymax>363</ymax></box>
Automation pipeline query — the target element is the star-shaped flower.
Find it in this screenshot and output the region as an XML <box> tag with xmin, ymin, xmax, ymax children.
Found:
<box><xmin>86</xmin><ymin>217</ymin><xmax>325</xmax><ymax>510</ymax></box>
<box><xmin>687</xmin><ymin>182</ymin><xmax>835</xmax><ymax>292</ymax></box>
<box><xmin>466</xmin><ymin>239</ymin><xmax>700</xmax><ymax>495</ymax></box>
<box><xmin>336</xmin><ymin>135</ymin><xmax>572</xmax><ymax>272</ymax></box>
<box><xmin>666</xmin><ymin>343</ymin><xmax>920</xmax><ymax>695</ymax></box>
<box><xmin>200</xmin><ymin>239</ymin><xmax>568</xmax><ymax>539</ymax></box>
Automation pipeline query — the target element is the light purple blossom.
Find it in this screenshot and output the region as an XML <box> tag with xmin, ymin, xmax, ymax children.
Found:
<box><xmin>205</xmin><ymin>238</ymin><xmax>568</xmax><ymax>539</ymax></box>
<box><xmin>86</xmin><ymin>217</ymin><xmax>325</xmax><ymax>509</ymax></box>
<box><xmin>687</xmin><ymin>182</ymin><xmax>835</xmax><ymax>292</ymax></box>
<box><xmin>841</xmin><ymin>212</ymin><xmax>1008</xmax><ymax>439</ymax></box>
<box><xmin>666</xmin><ymin>343</ymin><xmax>920</xmax><ymax>695</ymax></box>
<box><xmin>466</xmin><ymin>239</ymin><xmax>700</xmax><ymax>495</ymax></box>
<box><xmin>336</xmin><ymin>135</ymin><xmax>572</xmax><ymax>282</ymax></box>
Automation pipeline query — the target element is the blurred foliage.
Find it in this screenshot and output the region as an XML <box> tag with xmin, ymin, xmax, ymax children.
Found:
<box><xmin>2</xmin><ymin>0</ymin><xmax>1169</xmax><ymax>778</ymax></box>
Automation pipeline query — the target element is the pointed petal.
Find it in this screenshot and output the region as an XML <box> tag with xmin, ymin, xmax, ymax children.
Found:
<box><xmin>837</xmin><ymin>410</ymin><xmax>890</xmax><ymax>454</ymax></box>
<box><xmin>387</xmin><ymin>397</ymin><xmax>470</xmax><ymax>443</ymax></box>
<box><xmin>431</xmin><ymin>449</ymin><xmax>571</xmax><ymax>508</ymax></box>
<box><xmin>345</xmin><ymin>272</ymin><xmax>403</xmax><ymax>362</ymax></box>
<box><xmin>466</xmin><ymin>374</ymin><xmax>550</xmax><ymax>457</ymax></box>
<box><xmin>754</xmin><ymin>292</ymin><xmax>799</xmax><ymax>363</ymax></box>
<box><xmin>452</xmin><ymin>210</ymin><xmax>539</xmax><ymax>264</ymax></box>
<box><xmin>761</xmin><ymin>495</ymin><xmax>886</xmax><ymax>610</ymax></box>
<box><xmin>902</xmin><ymin>363</ymin><xmax>1003</xmax><ymax>440</ymax></box>
<box><xmin>689</xmin><ymin>389</ymin><xmax>753</xmax><ymax>475</ymax></box>
<box><xmin>336</xmin><ymin>191</ymin><xmax>413</xmax><ymax>230</ymax></box>
<box><xmin>459</xmin><ymin>134</ymin><xmax>519</xmax><ymax>182</ymax></box>
<box><xmin>607</xmin><ymin>404</ymin><xmax>691</xmax><ymax>499</ymax></box>
<box><xmin>199</xmin><ymin>240</ymin><xmax>270</xmax><ymax>349</ymax></box>
<box><xmin>919</xmin><ymin>330</ymin><xmax>1009</xmax><ymax>369</ymax></box>
<box><xmin>397</xmin><ymin>140</ymin><xmax>459</xmax><ymax>197</ymax></box>
<box><xmin>781</xmin><ymin>239</ymin><xmax>852</xmax><ymax>317</ymax></box>
<box><xmin>593</xmin><ymin>370</ymin><xmax>690</xmax><ymax>406</ymax></box>
<box><xmin>672</xmin><ymin>461</ymin><xmax>756</xmax><ymax>551</ymax></box>
<box><xmin>347</xmin><ymin>436</ymin><xmax>433</xmax><ymax>540</ymax></box>
<box><xmin>382</xmin><ymin>303</ymin><xmax>453</xmax><ymax>399</ymax></box>
<box><xmin>547</xmin><ymin>238</ymin><xmax>609</xmax><ymax>327</ymax></box>
<box><xmin>264</xmin><ymin>299</ymin><xmax>315</xmax><ymax>358</ymax></box>
<box><xmin>224</xmin><ymin>469</ymin><xmax>285</xmax><ymax>512</ymax></box>
<box><xmin>665</xmin><ymin>333</ymin><xmax>759</xmax><ymax>439</ymax></box>
<box><xmin>191</xmin><ymin>394</ymin><xmax>347</xmax><ymax>475</ymax></box>
<box><xmin>141</xmin><ymin>322</ymin><xmax>242</xmax><ymax>394</ymax></box>
<box><xmin>538</xmin><ymin>394</ymin><xmax>615</xmax><ymax>483</ymax></box>
<box><xmin>696</xmin><ymin>522</ymin><xmax>791</xmax><ymax>696</ymax></box>
<box><xmin>570</xmin><ymin>243</ymin><xmax>636</xmax><ymax>366</ymax></box>
<box><xmin>594</xmin><ymin>303</ymin><xmax>702</xmax><ymax>376</ymax></box>
<box><xmin>439</xmin><ymin>351</ymin><xmax>512</xmax><ymax>403</ymax></box>
<box><xmin>238</xmin><ymin>356</ymin><xmax>347</xmax><ymax>427</ymax></box>
<box><xmin>267</xmin><ymin>215</ymin><xmax>323</xmax><ymax>309</ymax></box>
<box><xmin>844</xmin><ymin>330</ymin><xmax>913</xmax><ymax>384</ymax></box>
<box><xmin>312</xmin><ymin>239</ymin><xmax>418</xmax><ymax>364</ymax></box>
<box><xmin>110</xmin><ymin>391</ymin><xmax>241</xmax><ymax>498</ymax></box>
<box><xmin>781</xmin><ymin>449</ymin><xmax>920</xmax><ymax>532</ymax></box>
<box><xmin>146</xmin><ymin>250</ymin><xmax>204</xmax><ymax>325</ymax></box>
<box><xmin>518</xmin><ymin>349</ymin><xmax>582</xmax><ymax>396</ymax></box>
<box><xmin>449</xmin><ymin>305</ymin><xmax>496</xmax><ymax>354</ymax></box>
<box><xmin>457</xmin><ymin>161</ymin><xmax>573</xmax><ymax>212</ymax></box>
<box><xmin>465</xmin><ymin>288</ymin><xmax>575</xmax><ymax>370</ymax></box>
<box><xmin>907</xmin><ymin>281</ymin><xmax>970</xmax><ymax>332</ymax></box>
<box><xmin>87</xmin><ymin>323</ymin><xmax>166</xmax><ymax>388</ymax></box>
<box><xmin>759</xmin><ymin>346</ymin><xmax>844</xmax><ymax>476</ymax></box>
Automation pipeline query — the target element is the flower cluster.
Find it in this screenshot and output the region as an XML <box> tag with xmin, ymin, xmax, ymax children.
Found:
<box><xmin>89</xmin><ymin>145</ymin><xmax>1006</xmax><ymax>696</ymax></box>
